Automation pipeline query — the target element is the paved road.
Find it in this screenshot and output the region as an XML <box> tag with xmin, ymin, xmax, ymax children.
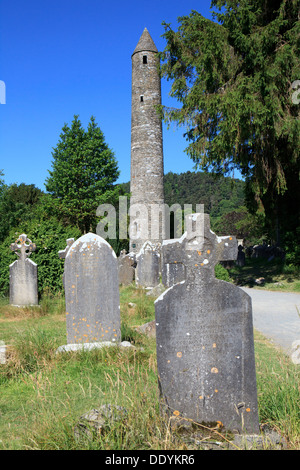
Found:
<box><xmin>241</xmin><ymin>287</ymin><xmax>300</xmax><ymax>354</ymax></box>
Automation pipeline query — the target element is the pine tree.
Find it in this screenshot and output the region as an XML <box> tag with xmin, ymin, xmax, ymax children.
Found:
<box><xmin>45</xmin><ymin>115</ymin><xmax>120</xmax><ymax>233</ymax></box>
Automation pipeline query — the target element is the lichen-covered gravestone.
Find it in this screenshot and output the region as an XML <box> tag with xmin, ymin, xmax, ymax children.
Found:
<box><xmin>118</xmin><ymin>250</ymin><xmax>135</xmax><ymax>286</ymax></box>
<box><xmin>161</xmin><ymin>226</ymin><xmax>239</xmax><ymax>288</ymax></box>
<box><xmin>58</xmin><ymin>238</ymin><xmax>75</xmax><ymax>261</ymax></box>
<box><xmin>63</xmin><ymin>233</ymin><xmax>121</xmax><ymax>344</ymax></box>
<box><xmin>9</xmin><ymin>234</ymin><xmax>38</xmax><ymax>306</ymax></box>
<box><xmin>135</xmin><ymin>241</ymin><xmax>160</xmax><ymax>287</ymax></box>
<box><xmin>155</xmin><ymin>213</ymin><xmax>259</xmax><ymax>434</ymax></box>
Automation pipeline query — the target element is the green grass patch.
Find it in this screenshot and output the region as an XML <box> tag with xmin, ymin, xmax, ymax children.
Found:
<box><xmin>254</xmin><ymin>331</ymin><xmax>300</xmax><ymax>449</ymax></box>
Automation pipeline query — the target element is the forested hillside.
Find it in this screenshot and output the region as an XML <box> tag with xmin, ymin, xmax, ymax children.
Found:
<box><xmin>120</xmin><ymin>170</ymin><xmax>271</xmax><ymax>247</ymax></box>
<box><xmin>120</xmin><ymin>170</ymin><xmax>248</xmax><ymax>231</ymax></box>
<box><xmin>163</xmin><ymin>171</ymin><xmax>245</xmax><ymax>222</ymax></box>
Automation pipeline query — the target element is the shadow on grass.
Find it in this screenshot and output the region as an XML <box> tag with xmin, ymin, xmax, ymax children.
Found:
<box><xmin>228</xmin><ymin>258</ymin><xmax>300</xmax><ymax>290</ymax></box>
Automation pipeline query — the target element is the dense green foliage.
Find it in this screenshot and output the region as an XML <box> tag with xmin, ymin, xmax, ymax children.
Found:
<box><xmin>0</xmin><ymin>177</ymin><xmax>81</xmax><ymax>297</ymax></box>
<box><xmin>45</xmin><ymin>115</ymin><xmax>120</xmax><ymax>233</ymax></box>
<box><xmin>159</xmin><ymin>0</ymin><xmax>300</xmax><ymax>249</ymax></box>
<box><xmin>163</xmin><ymin>171</ymin><xmax>270</xmax><ymax>243</ymax></box>
<box><xmin>163</xmin><ymin>170</ymin><xmax>244</xmax><ymax>219</ymax></box>
<box><xmin>0</xmin><ymin>183</ymin><xmax>43</xmax><ymax>243</ymax></box>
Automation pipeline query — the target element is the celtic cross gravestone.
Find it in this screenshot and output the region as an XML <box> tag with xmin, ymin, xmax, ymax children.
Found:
<box><xmin>155</xmin><ymin>213</ymin><xmax>259</xmax><ymax>434</ymax></box>
<box><xmin>9</xmin><ymin>233</ymin><xmax>38</xmax><ymax>306</ymax></box>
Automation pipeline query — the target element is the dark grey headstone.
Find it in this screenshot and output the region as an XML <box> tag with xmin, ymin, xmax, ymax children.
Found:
<box><xmin>155</xmin><ymin>213</ymin><xmax>259</xmax><ymax>434</ymax></box>
<box><xmin>162</xmin><ymin>261</ymin><xmax>185</xmax><ymax>288</ymax></box>
<box><xmin>135</xmin><ymin>241</ymin><xmax>160</xmax><ymax>287</ymax></box>
<box><xmin>9</xmin><ymin>234</ymin><xmax>38</xmax><ymax>306</ymax></box>
<box><xmin>63</xmin><ymin>233</ymin><xmax>121</xmax><ymax>344</ymax></box>
<box><xmin>161</xmin><ymin>239</ymin><xmax>185</xmax><ymax>287</ymax></box>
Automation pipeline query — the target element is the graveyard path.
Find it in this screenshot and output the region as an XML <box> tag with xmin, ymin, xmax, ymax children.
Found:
<box><xmin>241</xmin><ymin>287</ymin><xmax>300</xmax><ymax>354</ymax></box>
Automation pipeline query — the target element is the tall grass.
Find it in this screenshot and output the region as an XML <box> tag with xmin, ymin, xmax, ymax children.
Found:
<box><xmin>39</xmin><ymin>287</ymin><xmax>66</xmax><ymax>315</ymax></box>
<box><xmin>0</xmin><ymin>286</ymin><xmax>300</xmax><ymax>450</ymax></box>
<box><xmin>254</xmin><ymin>332</ymin><xmax>300</xmax><ymax>448</ymax></box>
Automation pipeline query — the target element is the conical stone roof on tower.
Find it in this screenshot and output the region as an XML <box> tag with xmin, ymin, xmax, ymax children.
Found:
<box><xmin>132</xmin><ymin>27</ymin><xmax>158</xmax><ymax>55</ymax></box>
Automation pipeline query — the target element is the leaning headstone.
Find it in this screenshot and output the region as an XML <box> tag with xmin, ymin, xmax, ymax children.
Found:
<box><xmin>135</xmin><ymin>241</ymin><xmax>160</xmax><ymax>288</ymax></box>
<box><xmin>118</xmin><ymin>250</ymin><xmax>135</xmax><ymax>286</ymax></box>
<box><xmin>62</xmin><ymin>232</ymin><xmax>121</xmax><ymax>344</ymax></box>
<box><xmin>155</xmin><ymin>213</ymin><xmax>259</xmax><ymax>434</ymax></box>
<box><xmin>9</xmin><ymin>234</ymin><xmax>38</xmax><ymax>306</ymax></box>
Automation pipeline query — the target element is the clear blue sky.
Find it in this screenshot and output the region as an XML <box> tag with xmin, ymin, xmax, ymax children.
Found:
<box><xmin>0</xmin><ymin>0</ymin><xmax>215</xmax><ymax>191</ymax></box>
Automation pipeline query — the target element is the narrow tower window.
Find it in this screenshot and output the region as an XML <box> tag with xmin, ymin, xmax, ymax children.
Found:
<box><xmin>140</xmin><ymin>95</ymin><xmax>144</xmax><ymax>102</ymax></box>
<box><xmin>143</xmin><ymin>55</ymin><xmax>147</xmax><ymax>64</ymax></box>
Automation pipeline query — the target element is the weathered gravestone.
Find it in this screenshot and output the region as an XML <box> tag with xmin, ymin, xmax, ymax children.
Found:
<box><xmin>155</xmin><ymin>213</ymin><xmax>259</xmax><ymax>434</ymax></box>
<box><xmin>9</xmin><ymin>234</ymin><xmax>38</xmax><ymax>306</ymax></box>
<box><xmin>118</xmin><ymin>250</ymin><xmax>135</xmax><ymax>286</ymax></box>
<box><xmin>62</xmin><ymin>232</ymin><xmax>121</xmax><ymax>344</ymax></box>
<box><xmin>135</xmin><ymin>241</ymin><xmax>160</xmax><ymax>288</ymax></box>
<box><xmin>161</xmin><ymin>239</ymin><xmax>185</xmax><ymax>288</ymax></box>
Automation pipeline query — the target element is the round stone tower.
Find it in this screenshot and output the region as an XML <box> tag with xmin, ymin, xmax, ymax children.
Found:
<box><xmin>130</xmin><ymin>28</ymin><xmax>165</xmax><ymax>253</ymax></box>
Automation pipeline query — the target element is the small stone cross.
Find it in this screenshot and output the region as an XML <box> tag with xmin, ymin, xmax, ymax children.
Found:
<box><xmin>58</xmin><ymin>238</ymin><xmax>75</xmax><ymax>260</ymax></box>
<box><xmin>10</xmin><ymin>234</ymin><xmax>36</xmax><ymax>261</ymax></box>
